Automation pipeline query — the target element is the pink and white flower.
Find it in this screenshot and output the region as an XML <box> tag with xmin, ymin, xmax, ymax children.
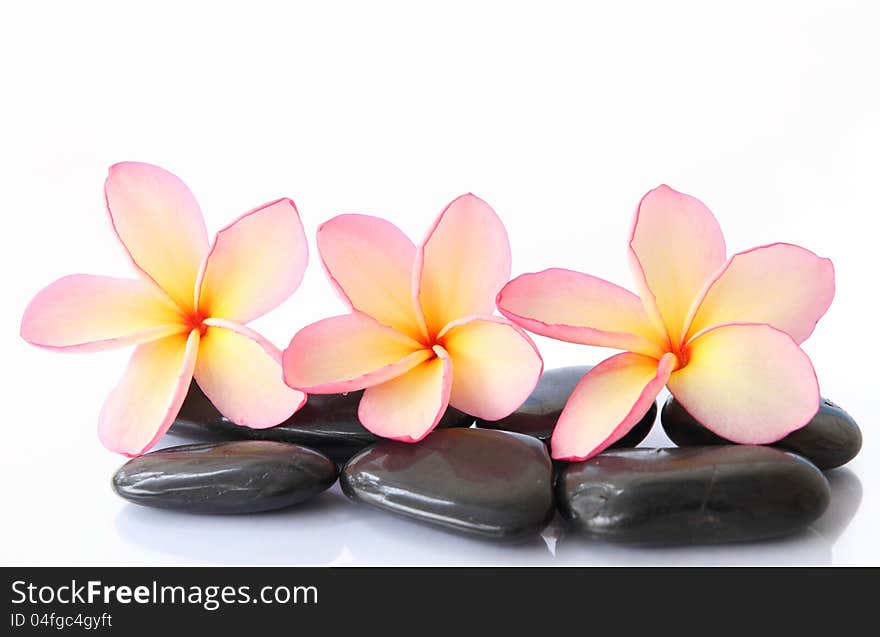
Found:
<box><xmin>282</xmin><ymin>194</ymin><xmax>543</xmax><ymax>442</ymax></box>
<box><xmin>498</xmin><ymin>185</ymin><xmax>835</xmax><ymax>461</ymax></box>
<box><xmin>21</xmin><ymin>162</ymin><xmax>308</xmax><ymax>455</ymax></box>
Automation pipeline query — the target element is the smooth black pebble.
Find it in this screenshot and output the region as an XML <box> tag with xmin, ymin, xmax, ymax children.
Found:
<box><xmin>556</xmin><ymin>446</ymin><xmax>830</xmax><ymax>545</ymax></box>
<box><xmin>169</xmin><ymin>381</ymin><xmax>474</xmax><ymax>463</ymax></box>
<box><xmin>112</xmin><ymin>441</ymin><xmax>338</xmax><ymax>514</ymax></box>
<box><xmin>340</xmin><ymin>428</ymin><xmax>555</xmax><ymax>540</ymax></box>
<box><xmin>476</xmin><ymin>365</ymin><xmax>656</xmax><ymax>448</ymax></box>
<box><xmin>661</xmin><ymin>395</ymin><xmax>862</xmax><ymax>470</ymax></box>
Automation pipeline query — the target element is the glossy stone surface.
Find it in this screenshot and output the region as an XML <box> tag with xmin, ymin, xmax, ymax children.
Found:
<box><xmin>661</xmin><ymin>395</ymin><xmax>862</xmax><ymax>470</ymax></box>
<box><xmin>113</xmin><ymin>441</ymin><xmax>338</xmax><ymax>514</ymax></box>
<box><xmin>556</xmin><ymin>446</ymin><xmax>830</xmax><ymax>545</ymax></box>
<box><xmin>476</xmin><ymin>365</ymin><xmax>656</xmax><ymax>448</ymax></box>
<box><xmin>341</xmin><ymin>428</ymin><xmax>555</xmax><ymax>540</ymax></box>
<box><xmin>169</xmin><ymin>381</ymin><xmax>474</xmax><ymax>463</ymax></box>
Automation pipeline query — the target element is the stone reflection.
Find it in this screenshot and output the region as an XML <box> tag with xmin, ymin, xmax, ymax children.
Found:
<box><xmin>811</xmin><ymin>467</ymin><xmax>863</xmax><ymax>544</ymax></box>
<box><xmin>114</xmin><ymin>486</ymin><xmax>351</xmax><ymax>565</ymax></box>
<box><xmin>337</xmin><ymin>501</ymin><xmax>558</xmax><ymax>565</ymax></box>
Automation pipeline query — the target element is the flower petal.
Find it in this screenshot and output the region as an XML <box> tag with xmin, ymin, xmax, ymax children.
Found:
<box><xmin>195</xmin><ymin>319</ymin><xmax>306</xmax><ymax>428</ymax></box>
<box><xmin>497</xmin><ymin>268</ymin><xmax>666</xmax><ymax>358</ymax></box>
<box><xmin>282</xmin><ymin>312</ymin><xmax>431</xmax><ymax>393</ymax></box>
<box><xmin>550</xmin><ymin>352</ymin><xmax>675</xmax><ymax>461</ymax></box>
<box><xmin>629</xmin><ymin>185</ymin><xmax>726</xmax><ymax>348</ymax></box>
<box><xmin>104</xmin><ymin>162</ymin><xmax>209</xmax><ymax>311</ymax></box>
<box><xmin>685</xmin><ymin>243</ymin><xmax>835</xmax><ymax>345</ymax></box>
<box><xmin>668</xmin><ymin>323</ymin><xmax>819</xmax><ymax>443</ymax></box>
<box><xmin>415</xmin><ymin>193</ymin><xmax>511</xmax><ymax>337</ymax></box>
<box><xmin>21</xmin><ymin>274</ymin><xmax>186</xmax><ymax>352</ymax></box>
<box><xmin>98</xmin><ymin>330</ymin><xmax>200</xmax><ymax>456</ymax></box>
<box><xmin>317</xmin><ymin>214</ymin><xmax>424</xmax><ymax>340</ymax></box>
<box><xmin>197</xmin><ymin>198</ymin><xmax>308</xmax><ymax>323</ymax></box>
<box><xmin>358</xmin><ymin>346</ymin><xmax>452</xmax><ymax>442</ymax></box>
<box><xmin>437</xmin><ymin>315</ymin><xmax>543</xmax><ymax>420</ymax></box>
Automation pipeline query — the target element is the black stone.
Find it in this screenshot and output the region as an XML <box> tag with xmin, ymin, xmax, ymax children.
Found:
<box><xmin>661</xmin><ymin>395</ymin><xmax>862</xmax><ymax>471</ymax></box>
<box><xmin>340</xmin><ymin>428</ymin><xmax>555</xmax><ymax>540</ymax></box>
<box><xmin>556</xmin><ymin>446</ymin><xmax>830</xmax><ymax>545</ymax></box>
<box><xmin>169</xmin><ymin>381</ymin><xmax>474</xmax><ymax>463</ymax></box>
<box><xmin>112</xmin><ymin>441</ymin><xmax>338</xmax><ymax>514</ymax></box>
<box><xmin>476</xmin><ymin>366</ymin><xmax>655</xmax><ymax>449</ymax></box>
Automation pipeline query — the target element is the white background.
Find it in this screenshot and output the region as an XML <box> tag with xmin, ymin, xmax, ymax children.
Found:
<box><xmin>2</xmin><ymin>0</ymin><xmax>877</xmax><ymax>565</ymax></box>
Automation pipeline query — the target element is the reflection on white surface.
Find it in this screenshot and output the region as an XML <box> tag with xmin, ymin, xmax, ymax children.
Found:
<box><xmin>112</xmin><ymin>468</ymin><xmax>861</xmax><ymax>566</ymax></box>
<box><xmin>115</xmin><ymin>489</ymin><xmax>350</xmax><ymax>566</ymax></box>
<box><xmin>811</xmin><ymin>469</ymin><xmax>863</xmax><ymax>544</ymax></box>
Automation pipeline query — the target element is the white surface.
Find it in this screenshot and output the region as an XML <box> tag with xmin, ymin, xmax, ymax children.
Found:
<box><xmin>1</xmin><ymin>0</ymin><xmax>877</xmax><ymax>565</ymax></box>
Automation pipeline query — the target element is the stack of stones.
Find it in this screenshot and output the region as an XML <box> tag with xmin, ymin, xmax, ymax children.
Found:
<box><xmin>113</xmin><ymin>366</ymin><xmax>862</xmax><ymax>545</ymax></box>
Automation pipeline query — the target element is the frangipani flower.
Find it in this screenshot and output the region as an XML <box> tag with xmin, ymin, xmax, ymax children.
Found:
<box><xmin>282</xmin><ymin>194</ymin><xmax>543</xmax><ymax>441</ymax></box>
<box><xmin>498</xmin><ymin>185</ymin><xmax>835</xmax><ymax>461</ymax></box>
<box><xmin>21</xmin><ymin>162</ymin><xmax>308</xmax><ymax>456</ymax></box>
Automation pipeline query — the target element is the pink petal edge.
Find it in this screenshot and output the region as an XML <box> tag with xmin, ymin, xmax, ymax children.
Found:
<box><xmin>282</xmin><ymin>312</ymin><xmax>430</xmax><ymax>394</ymax></box>
<box><xmin>357</xmin><ymin>344</ymin><xmax>453</xmax><ymax>442</ymax></box>
<box><xmin>98</xmin><ymin>329</ymin><xmax>200</xmax><ymax>456</ymax></box>
<box><xmin>413</xmin><ymin>193</ymin><xmax>512</xmax><ymax>338</ymax></box>
<box><xmin>550</xmin><ymin>352</ymin><xmax>676</xmax><ymax>461</ymax></box>
<box><xmin>496</xmin><ymin>268</ymin><xmax>667</xmax><ymax>359</ymax></box>
<box><xmin>104</xmin><ymin>162</ymin><xmax>209</xmax><ymax>312</ymax></box>
<box><xmin>436</xmin><ymin>314</ymin><xmax>544</xmax><ymax>421</ymax></box>
<box><xmin>683</xmin><ymin>242</ymin><xmax>835</xmax><ymax>346</ymax></box>
<box><xmin>21</xmin><ymin>274</ymin><xmax>187</xmax><ymax>353</ymax></box>
<box><xmin>195</xmin><ymin>318</ymin><xmax>307</xmax><ymax>429</ymax></box>
<box><xmin>669</xmin><ymin>322</ymin><xmax>820</xmax><ymax>444</ymax></box>
<box><xmin>628</xmin><ymin>184</ymin><xmax>726</xmax><ymax>349</ymax></box>
<box><xmin>195</xmin><ymin>198</ymin><xmax>308</xmax><ymax>323</ymax></box>
<box><xmin>317</xmin><ymin>213</ymin><xmax>425</xmax><ymax>341</ymax></box>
